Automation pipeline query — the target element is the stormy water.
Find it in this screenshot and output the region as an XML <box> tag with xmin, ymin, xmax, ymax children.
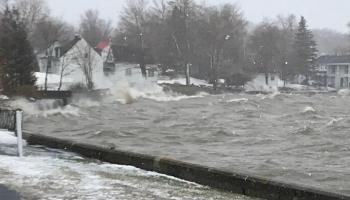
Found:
<box><xmin>6</xmin><ymin>76</ymin><xmax>350</xmax><ymax>196</ymax></box>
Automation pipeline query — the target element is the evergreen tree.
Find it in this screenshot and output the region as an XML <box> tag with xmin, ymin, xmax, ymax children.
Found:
<box><xmin>293</xmin><ymin>16</ymin><xmax>318</xmax><ymax>81</ymax></box>
<box><xmin>0</xmin><ymin>6</ymin><xmax>37</xmax><ymax>93</ymax></box>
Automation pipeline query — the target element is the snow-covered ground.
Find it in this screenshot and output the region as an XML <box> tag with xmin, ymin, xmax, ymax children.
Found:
<box><xmin>0</xmin><ymin>130</ymin><xmax>26</xmax><ymax>146</ymax></box>
<box><xmin>35</xmin><ymin>72</ymin><xmax>74</xmax><ymax>90</ymax></box>
<box><xmin>157</xmin><ymin>76</ymin><xmax>212</xmax><ymax>87</ymax></box>
<box><xmin>0</xmin><ymin>130</ymin><xmax>256</xmax><ymax>200</ymax></box>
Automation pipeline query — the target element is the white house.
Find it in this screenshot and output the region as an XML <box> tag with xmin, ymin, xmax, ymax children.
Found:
<box><xmin>316</xmin><ymin>55</ymin><xmax>350</xmax><ymax>89</ymax></box>
<box><xmin>37</xmin><ymin>35</ymin><xmax>104</xmax><ymax>89</ymax></box>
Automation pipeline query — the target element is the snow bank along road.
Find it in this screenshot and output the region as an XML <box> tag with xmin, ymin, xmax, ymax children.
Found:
<box><xmin>0</xmin><ymin>131</ymin><xmax>259</xmax><ymax>200</ymax></box>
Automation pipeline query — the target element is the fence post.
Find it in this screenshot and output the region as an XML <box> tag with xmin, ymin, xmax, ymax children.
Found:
<box><xmin>15</xmin><ymin>110</ymin><xmax>23</xmax><ymax>157</ymax></box>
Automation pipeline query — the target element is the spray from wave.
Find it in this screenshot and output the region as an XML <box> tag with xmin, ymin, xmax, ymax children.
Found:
<box><xmin>302</xmin><ymin>106</ymin><xmax>316</xmax><ymax>114</ymax></box>
<box><xmin>107</xmin><ymin>79</ymin><xmax>207</xmax><ymax>104</ymax></box>
<box><xmin>9</xmin><ymin>98</ymin><xmax>80</xmax><ymax>117</ymax></box>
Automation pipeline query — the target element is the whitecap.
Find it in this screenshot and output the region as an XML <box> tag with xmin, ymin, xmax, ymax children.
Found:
<box><xmin>302</xmin><ymin>106</ymin><xmax>316</xmax><ymax>114</ymax></box>
<box><xmin>226</xmin><ymin>98</ymin><xmax>248</xmax><ymax>103</ymax></box>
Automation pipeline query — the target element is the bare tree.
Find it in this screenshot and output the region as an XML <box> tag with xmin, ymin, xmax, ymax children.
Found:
<box><xmin>14</xmin><ymin>0</ymin><xmax>49</xmax><ymax>34</ymax></box>
<box><xmin>196</xmin><ymin>4</ymin><xmax>247</xmax><ymax>89</ymax></box>
<box><xmin>169</xmin><ymin>0</ymin><xmax>195</xmax><ymax>85</ymax></box>
<box><xmin>249</xmin><ymin>22</ymin><xmax>282</xmax><ymax>85</ymax></box>
<box><xmin>57</xmin><ymin>54</ymin><xmax>74</xmax><ymax>91</ymax></box>
<box><xmin>118</xmin><ymin>0</ymin><xmax>148</xmax><ymax>77</ymax></box>
<box><xmin>275</xmin><ymin>14</ymin><xmax>297</xmax><ymax>84</ymax></box>
<box><xmin>80</xmin><ymin>9</ymin><xmax>113</xmax><ymax>47</ymax></box>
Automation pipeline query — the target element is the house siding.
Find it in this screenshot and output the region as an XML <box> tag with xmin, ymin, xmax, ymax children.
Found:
<box><xmin>326</xmin><ymin>63</ymin><xmax>350</xmax><ymax>89</ymax></box>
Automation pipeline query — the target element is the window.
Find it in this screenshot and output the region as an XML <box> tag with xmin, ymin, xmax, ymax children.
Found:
<box><xmin>54</xmin><ymin>47</ymin><xmax>61</xmax><ymax>58</ymax></box>
<box><xmin>345</xmin><ymin>66</ymin><xmax>349</xmax><ymax>74</ymax></box>
<box><xmin>271</xmin><ymin>75</ymin><xmax>275</xmax><ymax>81</ymax></box>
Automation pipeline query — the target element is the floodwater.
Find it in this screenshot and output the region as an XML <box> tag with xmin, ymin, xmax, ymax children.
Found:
<box><xmin>0</xmin><ymin>132</ymin><xmax>258</xmax><ymax>200</ymax></box>
<box><xmin>10</xmin><ymin>78</ymin><xmax>350</xmax><ymax>196</ymax></box>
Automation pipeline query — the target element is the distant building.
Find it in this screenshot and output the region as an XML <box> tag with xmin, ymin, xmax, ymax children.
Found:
<box><xmin>316</xmin><ymin>55</ymin><xmax>350</xmax><ymax>89</ymax></box>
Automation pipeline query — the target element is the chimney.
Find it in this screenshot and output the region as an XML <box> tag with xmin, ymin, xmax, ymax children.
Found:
<box><xmin>74</xmin><ymin>34</ymin><xmax>81</xmax><ymax>40</ymax></box>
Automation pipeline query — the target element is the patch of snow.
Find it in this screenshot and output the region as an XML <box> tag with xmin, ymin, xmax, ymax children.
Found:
<box><xmin>0</xmin><ymin>95</ymin><xmax>9</xmax><ymax>100</ymax></box>
<box><xmin>338</xmin><ymin>89</ymin><xmax>350</xmax><ymax>96</ymax></box>
<box><xmin>0</xmin><ymin>130</ymin><xmax>27</xmax><ymax>146</ymax></box>
<box><xmin>35</xmin><ymin>72</ymin><xmax>74</xmax><ymax>90</ymax></box>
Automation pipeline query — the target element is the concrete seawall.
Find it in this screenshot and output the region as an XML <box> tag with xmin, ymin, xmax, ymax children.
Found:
<box><xmin>24</xmin><ymin>133</ymin><xmax>350</xmax><ymax>200</ymax></box>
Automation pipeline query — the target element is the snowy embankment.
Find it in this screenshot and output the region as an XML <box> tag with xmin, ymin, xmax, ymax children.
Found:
<box><xmin>157</xmin><ymin>76</ymin><xmax>212</xmax><ymax>87</ymax></box>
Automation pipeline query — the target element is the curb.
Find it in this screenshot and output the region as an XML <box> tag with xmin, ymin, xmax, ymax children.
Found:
<box><xmin>24</xmin><ymin>133</ymin><xmax>350</xmax><ymax>200</ymax></box>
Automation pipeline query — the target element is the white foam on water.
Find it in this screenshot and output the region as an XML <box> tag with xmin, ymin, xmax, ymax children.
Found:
<box><xmin>9</xmin><ymin>98</ymin><xmax>80</xmax><ymax>117</ymax></box>
<box><xmin>227</xmin><ymin>98</ymin><xmax>249</xmax><ymax>103</ymax></box>
<box><xmin>302</xmin><ymin>106</ymin><xmax>316</xmax><ymax>114</ymax></box>
<box><xmin>326</xmin><ymin>118</ymin><xmax>344</xmax><ymax>126</ymax></box>
<box><xmin>109</xmin><ymin>79</ymin><xmax>208</xmax><ymax>104</ymax></box>
<box><xmin>337</xmin><ymin>89</ymin><xmax>350</xmax><ymax>96</ymax></box>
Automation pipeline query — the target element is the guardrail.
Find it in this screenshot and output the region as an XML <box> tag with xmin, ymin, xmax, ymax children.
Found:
<box><xmin>0</xmin><ymin>109</ymin><xmax>23</xmax><ymax>157</ymax></box>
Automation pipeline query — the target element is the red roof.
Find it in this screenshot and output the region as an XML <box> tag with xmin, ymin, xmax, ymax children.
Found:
<box><xmin>96</xmin><ymin>40</ymin><xmax>110</xmax><ymax>50</ymax></box>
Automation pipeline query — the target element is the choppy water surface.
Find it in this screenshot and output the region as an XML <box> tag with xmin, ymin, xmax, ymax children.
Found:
<box><xmin>18</xmin><ymin>85</ymin><xmax>350</xmax><ymax>195</ymax></box>
<box><xmin>0</xmin><ymin>133</ymin><xmax>257</xmax><ymax>200</ymax></box>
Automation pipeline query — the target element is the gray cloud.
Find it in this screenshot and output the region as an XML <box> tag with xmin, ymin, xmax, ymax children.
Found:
<box><xmin>47</xmin><ymin>0</ymin><xmax>349</xmax><ymax>33</ymax></box>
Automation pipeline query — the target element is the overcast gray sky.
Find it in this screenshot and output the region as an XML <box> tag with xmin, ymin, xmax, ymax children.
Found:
<box><xmin>46</xmin><ymin>0</ymin><xmax>350</xmax><ymax>33</ymax></box>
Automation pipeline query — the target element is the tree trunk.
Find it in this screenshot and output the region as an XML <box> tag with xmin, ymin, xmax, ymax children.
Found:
<box><xmin>58</xmin><ymin>71</ymin><xmax>63</xmax><ymax>91</ymax></box>
<box><xmin>44</xmin><ymin>56</ymin><xmax>51</xmax><ymax>91</ymax></box>
<box><xmin>140</xmin><ymin>63</ymin><xmax>147</xmax><ymax>77</ymax></box>
<box><xmin>265</xmin><ymin>73</ymin><xmax>269</xmax><ymax>85</ymax></box>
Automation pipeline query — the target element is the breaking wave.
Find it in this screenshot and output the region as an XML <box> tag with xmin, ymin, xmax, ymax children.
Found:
<box><xmin>302</xmin><ymin>106</ymin><xmax>316</xmax><ymax>114</ymax></box>
<box><xmin>9</xmin><ymin>98</ymin><xmax>80</xmax><ymax>117</ymax></box>
<box><xmin>108</xmin><ymin>79</ymin><xmax>207</xmax><ymax>104</ymax></box>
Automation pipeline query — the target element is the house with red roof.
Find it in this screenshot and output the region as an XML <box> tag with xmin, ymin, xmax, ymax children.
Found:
<box><xmin>95</xmin><ymin>39</ymin><xmax>115</xmax><ymax>75</ymax></box>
